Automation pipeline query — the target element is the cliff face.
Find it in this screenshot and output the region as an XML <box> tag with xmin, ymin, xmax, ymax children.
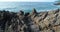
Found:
<box><xmin>0</xmin><ymin>9</ymin><xmax>60</xmax><ymax>32</ymax></box>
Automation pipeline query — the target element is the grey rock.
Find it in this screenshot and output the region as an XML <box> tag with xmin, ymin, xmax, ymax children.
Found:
<box><xmin>0</xmin><ymin>9</ymin><xmax>60</xmax><ymax>32</ymax></box>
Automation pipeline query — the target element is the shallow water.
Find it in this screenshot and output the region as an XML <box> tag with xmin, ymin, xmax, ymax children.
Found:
<box><xmin>0</xmin><ymin>2</ymin><xmax>60</xmax><ymax>12</ymax></box>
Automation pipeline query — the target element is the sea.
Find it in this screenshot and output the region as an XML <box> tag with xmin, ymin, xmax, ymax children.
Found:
<box><xmin>0</xmin><ymin>2</ymin><xmax>60</xmax><ymax>13</ymax></box>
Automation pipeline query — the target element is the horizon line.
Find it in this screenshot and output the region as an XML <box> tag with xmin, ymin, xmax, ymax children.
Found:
<box><xmin>0</xmin><ymin>1</ymin><xmax>55</xmax><ymax>2</ymax></box>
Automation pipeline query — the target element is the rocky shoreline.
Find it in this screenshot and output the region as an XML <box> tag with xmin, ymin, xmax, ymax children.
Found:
<box><xmin>0</xmin><ymin>9</ymin><xmax>60</xmax><ymax>32</ymax></box>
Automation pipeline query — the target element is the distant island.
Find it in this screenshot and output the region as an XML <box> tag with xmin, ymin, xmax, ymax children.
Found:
<box><xmin>54</xmin><ymin>0</ymin><xmax>60</xmax><ymax>5</ymax></box>
<box><xmin>54</xmin><ymin>2</ymin><xmax>60</xmax><ymax>5</ymax></box>
<box><xmin>54</xmin><ymin>3</ymin><xmax>60</xmax><ymax>5</ymax></box>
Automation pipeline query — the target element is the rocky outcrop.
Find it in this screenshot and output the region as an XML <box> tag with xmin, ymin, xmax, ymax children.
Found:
<box><xmin>0</xmin><ymin>9</ymin><xmax>60</xmax><ymax>32</ymax></box>
<box><xmin>54</xmin><ymin>2</ymin><xmax>60</xmax><ymax>5</ymax></box>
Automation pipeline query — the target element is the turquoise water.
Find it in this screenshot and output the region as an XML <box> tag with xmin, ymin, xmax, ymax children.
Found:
<box><xmin>0</xmin><ymin>2</ymin><xmax>60</xmax><ymax>12</ymax></box>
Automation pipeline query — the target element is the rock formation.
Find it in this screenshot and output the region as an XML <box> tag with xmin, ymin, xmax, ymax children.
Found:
<box><xmin>0</xmin><ymin>9</ymin><xmax>60</xmax><ymax>32</ymax></box>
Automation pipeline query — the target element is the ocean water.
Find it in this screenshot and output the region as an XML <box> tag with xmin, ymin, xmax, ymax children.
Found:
<box><xmin>0</xmin><ymin>2</ymin><xmax>60</xmax><ymax>12</ymax></box>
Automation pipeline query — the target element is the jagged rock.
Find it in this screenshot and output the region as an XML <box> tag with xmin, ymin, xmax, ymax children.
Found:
<box><xmin>32</xmin><ymin>8</ymin><xmax>37</xmax><ymax>14</ymax></box>
<box><xmin>24</xmin><ymin>12</ymin><xmax>30</xmax><ymax>16</ymax></box>
<box><xmin>0</xmin><ymin>9</ymin><xmax>60</xmax><ymax>32</ymax></box>
<box><xmin>17</xmin><ymin>10</ymin><xmax>24</xmax><ymax>20</ymax></box>
<box><xmin>42</xmin><ymin>29</ymin><xmax>55</xmax><ymax>32</ymax></box>
<box><xmin>19</xmin><ymin>10</ymin><xmax>24</xmax><ymax>15</ymax></box>
<box><xmin>30</xmin><ymin>8</ymin><xmax>37</xmax><ymax>15</ymax></box>
<box><xmin>53</xmin><ymin>26</ymin><xmax>60</xmax><ymax>32</ymax></box>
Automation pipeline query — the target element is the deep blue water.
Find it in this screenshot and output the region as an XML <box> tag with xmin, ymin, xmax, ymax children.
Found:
<box><xmin>0</xmin><ymin>2</ymin><xmax>60</xmax><ymax>12</ymax></box>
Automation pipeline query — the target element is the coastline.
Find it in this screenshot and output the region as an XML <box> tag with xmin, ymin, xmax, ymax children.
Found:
<box><xmin>0</xmin><ymin>8</ymin><xmax>60</xmax><ymax>32</ymax></box>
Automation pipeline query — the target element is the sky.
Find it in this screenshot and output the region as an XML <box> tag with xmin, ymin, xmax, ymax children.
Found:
<box><xmin>0</xmin><ymin>0</ymin><xmax>56</xmax><ymax>2</ymax></box>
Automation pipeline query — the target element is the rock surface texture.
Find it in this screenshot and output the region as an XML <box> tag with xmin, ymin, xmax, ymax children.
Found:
<box><xmin>0</xmin><ymin>9</ymin><xmax>60</xmax><ymax>32</ymax></box>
